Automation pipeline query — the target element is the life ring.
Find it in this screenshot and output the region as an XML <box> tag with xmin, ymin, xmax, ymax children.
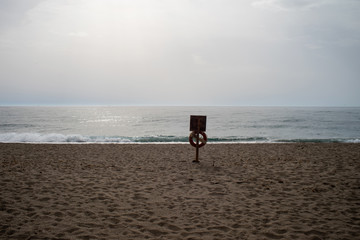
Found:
<box><xmin>189</xmin><ymin>131</ymin><xmax>207</xmax><ymax>148</ymax></box>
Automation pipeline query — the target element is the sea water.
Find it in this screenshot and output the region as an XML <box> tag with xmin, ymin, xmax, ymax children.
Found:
<box><xmin>0</xmin><ymin>106</ymin><xmax>359</xmax><ymax>143</ymax></box>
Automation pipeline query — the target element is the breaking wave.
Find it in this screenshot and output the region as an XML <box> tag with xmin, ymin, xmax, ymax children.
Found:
<box><xmin>0</xmin><ymin>133</ymin><xmax>359</xmax><ymax>144</ymax></box>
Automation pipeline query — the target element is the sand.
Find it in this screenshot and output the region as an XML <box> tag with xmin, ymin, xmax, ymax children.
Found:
<box><xmin>0</xmin><ymin>143</ymin><xmax>359</xmax><ymax>240</ymax></box>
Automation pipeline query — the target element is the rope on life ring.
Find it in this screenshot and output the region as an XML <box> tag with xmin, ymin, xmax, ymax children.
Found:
<box><xmin>189</xmin><ymin>131</ymin><xmax>207</xmax><ymax>148</ymax></box>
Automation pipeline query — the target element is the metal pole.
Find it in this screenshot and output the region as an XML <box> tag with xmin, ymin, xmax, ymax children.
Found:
<box><xmin>195</xmin><ymin>119</ymin><xmax>200</xmax><ymax>162</ymax></box>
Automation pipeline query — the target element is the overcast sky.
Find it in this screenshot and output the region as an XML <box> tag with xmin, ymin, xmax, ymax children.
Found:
<box><xmin>0</xmin><ymin>0</ymin><xmax>359</xmax><ymax>106</ymax></box>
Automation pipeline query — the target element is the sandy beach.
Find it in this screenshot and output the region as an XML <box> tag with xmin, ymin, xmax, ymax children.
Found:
<box><xmin>0</xmin><ymin>143</ymin><xmax>359</xmax><ymax>239</ymax></box>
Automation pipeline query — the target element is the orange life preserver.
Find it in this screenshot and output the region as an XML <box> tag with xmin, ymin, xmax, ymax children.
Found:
<box><xmin>189</xmin><ymin>131</ymin><xmax>207</xmax><ymax>148</ymax></box>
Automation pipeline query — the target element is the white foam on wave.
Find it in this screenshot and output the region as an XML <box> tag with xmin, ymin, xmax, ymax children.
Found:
<box><xmin>345</xmin><ymin>138</ymin><xmax>360</xmax><ymax>143</ymax></box>
<box><xmin>0</xmin><ymin>133</ymin><xmax>358</xmax><ymax>144</ymax></box>
<box><xmin>0</xmin><ymin>133</ymin><xmax>89</xmax><ymax>143</ymax></box>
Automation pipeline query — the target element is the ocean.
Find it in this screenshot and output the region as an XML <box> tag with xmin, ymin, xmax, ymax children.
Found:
<box><xmin>0</xmin><ymin>106</ymin><xmax>359</xmax><ymax>143</ymax></box>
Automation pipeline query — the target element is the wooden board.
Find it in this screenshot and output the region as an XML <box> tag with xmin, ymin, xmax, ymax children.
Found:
<box><xmin>190</xmin><ymin>115</ymin><xmax>207</xmax><ymax>132</ymax></box>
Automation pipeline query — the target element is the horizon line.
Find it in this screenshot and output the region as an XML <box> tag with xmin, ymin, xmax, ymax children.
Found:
<box><xmin>0</xmin><ymin>104</ymin><xmax>359</xmax><ymax>108</ymax></box>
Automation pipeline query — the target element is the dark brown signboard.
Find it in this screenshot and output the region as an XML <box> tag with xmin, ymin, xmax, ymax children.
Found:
<box><xmin>190</xmin><ymin>115</ymin><xmax>207</xmax><ymax>132</ymax></box>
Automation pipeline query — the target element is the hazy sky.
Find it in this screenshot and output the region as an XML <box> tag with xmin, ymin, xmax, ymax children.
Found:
<box><xmin>0</xmin><ymin>0</ymin><xmax>359</xmax><ymax>106</ymax></box>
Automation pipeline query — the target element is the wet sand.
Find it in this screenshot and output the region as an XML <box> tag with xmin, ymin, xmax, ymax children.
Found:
<box><xmin>1</xmin><ymin>143</ymin><xmax>359</xmax><ymax>239</ymax></box>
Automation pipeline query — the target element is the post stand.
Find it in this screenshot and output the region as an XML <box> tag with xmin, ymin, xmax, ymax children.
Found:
<box><xmin>189</xmin><ymin>115</ymin><xmax>207</xmax><ymax>163</ymax></box>
<box><xmin>194</xmin><ymin>119</ymin><xmax>200</xmax><ymax>163</ymax></box>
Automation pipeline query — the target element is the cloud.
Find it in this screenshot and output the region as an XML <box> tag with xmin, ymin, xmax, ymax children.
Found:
<box><xmin>0</xmin><ymin>0</ymin><xmax>45</xmax><ymax>29</ymax></box>
<box><xmin>0</xmin><ymin>0</ymin><xmax>359</xmax><ymax>106</ymax></box>
<box><xmin>192</xmin><ymin>55</ymin><xmax>207</xmax><ymax>65</ymax></box>
<box><xmin>252</xmin><ymin>0</ymin><xmax>330</xmax><ymax>11</ymax></box>
<box><xmin>68</xmin><ymin>32</ymin><xmax>89</xmax><ymax>38</ymax></box>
